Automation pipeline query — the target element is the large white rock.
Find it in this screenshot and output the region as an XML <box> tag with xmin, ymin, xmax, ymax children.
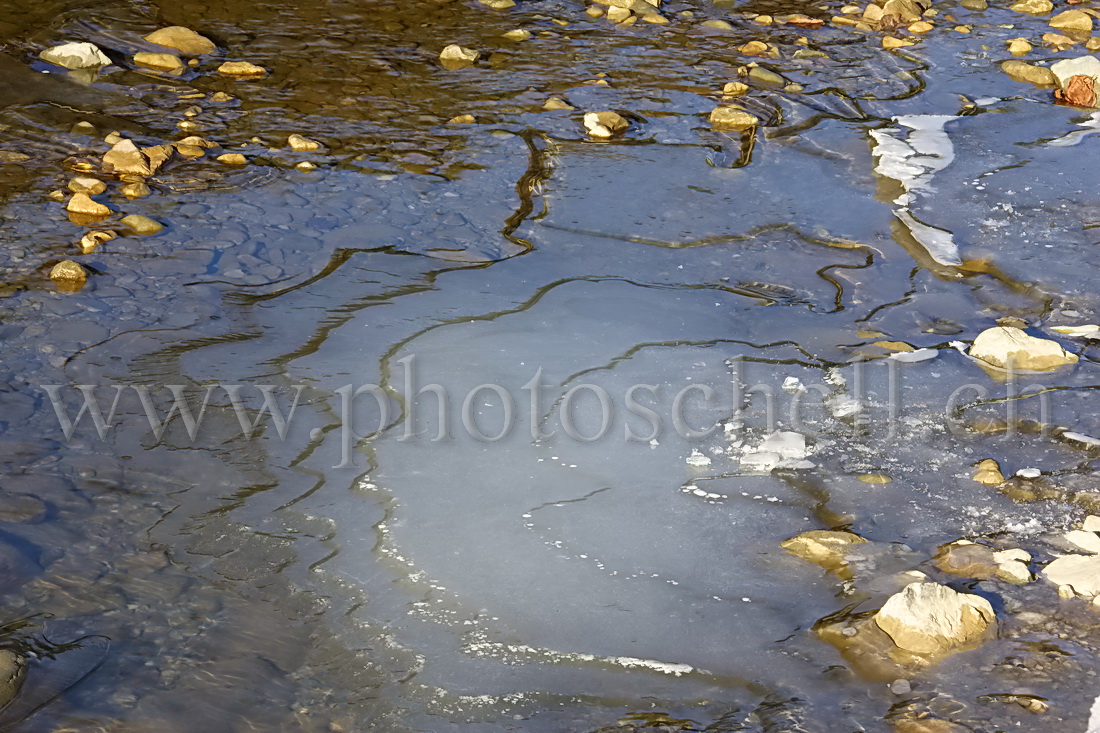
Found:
<box><xmin>874</xmin><ymin>582</ymin><xmax>996</xmax><ymax>656</ymax></box>
<box><xmin>40</xmin><ymin>42</ymin><xmax>110</xmax><ymax>69</ymax></box>
<box><xmin>1044</xmin><ymin>554</ymin><xmax>1100</xmax><ymax>597</ymax></box>
<box><xmin>1051</xmin><ymin>55</ymin><xmax>1100</xmax><ymax>96</ymax></box>
<box><xmin>969</xmin><ymin>326</ymin><xmax>1078</xmax><ymax>371</ymax></box>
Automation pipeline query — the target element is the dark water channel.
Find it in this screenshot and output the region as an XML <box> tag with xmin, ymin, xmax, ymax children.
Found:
<box><xmin>3</xmin><ymin>0</ymin><xmax>1100</xmax><ymax>730</ymax></box>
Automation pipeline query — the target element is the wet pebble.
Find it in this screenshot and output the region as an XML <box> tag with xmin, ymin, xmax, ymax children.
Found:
<box><xmin>145</xmin><ymin>26</ymin><xmax>216</xmax><ymax>54</ymax></box>
<box><xmin>49</xmin><ymin>261</ymin><xmax>87</xmax><ymax>291</ymax></box>
<box><xmin>120</xmin><ymin>214</ymin><xmax>164</xmax><ymax>235</ymax></box>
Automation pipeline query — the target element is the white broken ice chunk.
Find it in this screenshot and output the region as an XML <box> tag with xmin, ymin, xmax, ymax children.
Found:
<box><xmin>686</xmin><ymin>449</ymin><xmax>711</xmax><ymax>468</ymax></box>
<box><xmin>1053</xmin><ymin>324</ymin><xmax>1100</xmax><ymax>339</ymax></box>
<box><xmin>782</xmin><ymin>376</ymin><xmax>807</xmax><ymax>394</ymax></box>
<box><xmin>888</xmin><ymin>348</ymin><xmax>938</xmax><ymax>362</ymax></box>
<box><xmin>740</xmin><ymin>431</ymin><xmax>812</xmax><ymax>471</ymax></box>
<box><xmin>740</xmin><ymin>451</ymin><xmax>783</xmax><ymax>471</ymax></box>
<box><xmin>826</xmin><ymin>393</ymin><xmax>863</xmax><ymax>419</ymax></box>
<box><xmin>757</xmin><ymin>431</ymin><xmax>808</xmax><ymax>460</ymax></box>
<box><xmin>40</xmin><ymin>42</ymin><xmax>111</xmax><ymax>69</ymax></box>
<box><xmin>1063</xmin><ymin>431</ymin><xmax>1100</xmax><ymax>447</ymax></box>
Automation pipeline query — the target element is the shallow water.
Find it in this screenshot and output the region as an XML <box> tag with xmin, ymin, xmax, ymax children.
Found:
<box><xmin>3</xmin><ymin>0</ymin><xmax>1100</xmax><ymax>730</ymax></box>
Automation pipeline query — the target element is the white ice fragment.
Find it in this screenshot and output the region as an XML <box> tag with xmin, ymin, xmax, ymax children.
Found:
<box><xmin>1064</xmin><ymin>431</ymin><xmax>1100</xmax><ymax>447</ymax></box>
<box><xmin>1016</xmin><ymin>468</ymin><xmax>1041</xmax><ymax>478</ymax></box>
<box><xmin>757</xmin><ymin>431</ymin><xmax>808</xmax><ymax>460</ymax></box>
<box><xmin>782</xmin><ymin>376</ymin><xmax>807</xmax><ymax>394</ymax></box>
<box><xmin>1052</xmin><ymin>324</ymin><xmax>1100</xmax><ymax>339</ymax></box>
<box><xmin>686</xmin><ymin>449</ymin><xmax>711</xmax><ymax>468</ymax></box>
<box><xmin>740</xmin><ymin>451</ymin><xmax>782</xmax><ymax>471</ymax></box>
<box><xmin>888</xmin><ymin>347</ymin><xmax>938</xmax><ymax>363</ymax></box>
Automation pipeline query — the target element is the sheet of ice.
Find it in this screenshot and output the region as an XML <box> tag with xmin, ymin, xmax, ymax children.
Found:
<box><xmin>870</xmin><ymin>115</ymin><xmax>963</xmax><ymax>266</ymax></box>
<box><xmin>1046</xmin><ymin>111</ymin><xmax>1100</xmax><ymax>148</ymax></box>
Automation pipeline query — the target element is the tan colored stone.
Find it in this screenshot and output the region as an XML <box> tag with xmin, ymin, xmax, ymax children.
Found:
<box><xmin>606</xmin><ymin>6</ymin><xmax>632</xmax><ymax>21</ymax></box>
<box><xmin>969</xmin><ymin>326</ymin><xmax>1077</xmax><ymax>371</ymax></box>
<box><xmin>892</xmin><ymin>718</ymin><xmax>973</xmax><ymax>733</ymax></box>
<box><xmin>883</xmin><ymin>0</ymin><xmax>925</xmax><ymax>21</ymax></box>
<box><xmin>288</xmin><ymin>133</ymin><xmax>321</xmax><ymax>151</ymax></box>
<box><xmin>933</xmin><ymin>541</ymin><xmax>999</xmax><ymax>579</ymax></box>
<box><xmin>502</xmin><ymin>29</ymin><xmax>532</xmax><ymax>40</ymax></box>
<box><xmin>1043</xmin><ymin>33</ymin><xmax>1076</xmax><ymax>50</ymax></box>
<box><xmin>1011</xmin><ymin>0</ymin><xmax>1053</xmax><ymax>14</ymax></box>
<box><xmin>447</xmin><ymin>114</ymin><xmax>476</xmax><ymax>124</ymax></box>
<box><xmin>1088</xmin><ymin>37</ymin><xmax>1100</xmax><ymax>53</ymax></box>
<box><xmin>66</xmin><ymin>193</ymin><xmax>110</xmax><ymax>218</ymax></box>
<box><xmin>439</xmin><ymin>45</ymin><xmax>478</xmax><ymax>68</ymax></box>
<box><xmin>583</xmin><ymin>111</ymin><xmax>630</xmax><ymax>138</ymax></box>
<box><xmin>50</xmin><ymin>260</ymin><xmax>87</xmax><ymax>291</ymax></box>
<box><xmin>1050</xmin><ymin>9</ymin><xmax>1093</xmax><ymax>32</ymax></box>
<box><xmin>133</xmin><ymin>52</ymin><xmax>183</xmax><ymax>72</ymax></box>
<box><xmin>908</xmin><ymin>20</ymin><xmax>934</xmax><ymax>32</ymax></box>
<box><xmin>739</xmin><ymin>40</ymin><xmax>769</xmax><ymax>56</ymax></box>
<box><xmin>1007</xmin><ymin>37</ymin><xmax>1033</xmax><ymax>55</ymax></box>
<box><xmin>708</xmin><ymin>105</ymin><xmax>758</xmax><ymax>131</ymax></box>
<box><xmin>722</xmin><ymin>81</ymin><xmax>750</xmax><ymax>95</ymax></box>
<box><xmin>120</xmin><ymin>182</ymin><xmax>151</xmax><ymax>199</ymax></box>
<box><xmin>68</xmin><ymin>176</ymin><xmax>106</xmax><ymax>195</ymax></box>
<box><xmin>78</xmin><ymin>230</ymin><xmax>116</xmax><ymax>254</ymax></box>
<box><xmin>120</xmin><ymin>214</ymin><xmax>163</xmax><ymax>235</ymax></box>
<box><xmin>1001</xmin><ymin>60</ymin><xmax>1058</xmax><ymax>86</ymax></box>
<box><xmin>543</xmin><ymin>96</ymin><xmax>574</xmax><ymax>111</ymax></box>
<box><xmin>874</xmin><ymin>583</ymin><xmax>995</xmax><ymax>658</ymax></box>
<box><xmin>1065</xmin><ymin>529</ymin><xmax>1100</xmax><ymax>554</ymax></box>
<box><xmin>295</xmin><ymin>161</ymin><xmax>317</xmax><ymax>171</ymax></box>
<box><xmin>102</xmin><ymin>140</ymin><xmax>173</xmax><ymax>177</ymax></box>
<box><xmin>883</xmin><ymin>36</ymin><xmax>916</xmax><ymax>49</ymax></box>
<box><xmin>216</xmin><ymin>153</ymin><xmax>248</xmax><ymax>165</ymax></box>
<box><xmin>145</xmin><ymin>26</ymin><xmax>216</xmax><ymax>54</ymax></box>
<box><xmin>781</xmin><ymin>529</ymin><xmax>868</xmax><ymax>578</ymax></box>
<box><xmin>1044</xmin><ymin>553</ymin><xmax>1100</xmax><ymax>597</ymax></box>
<box><xmin>972</xmin><ymin>458</ymin><xmax>1005</xmax><ymax>485</ymax></box>
<box><xmin>217</xmin><ymin>61</ymin><xmax>268</xmax><ymax>77</ymax></box>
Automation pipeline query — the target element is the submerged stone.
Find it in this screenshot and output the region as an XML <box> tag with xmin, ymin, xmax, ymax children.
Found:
<box><xmin>709</xmin><ymin>105</ymin><xmax>758</xmax><ymax>131</ymax></box>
